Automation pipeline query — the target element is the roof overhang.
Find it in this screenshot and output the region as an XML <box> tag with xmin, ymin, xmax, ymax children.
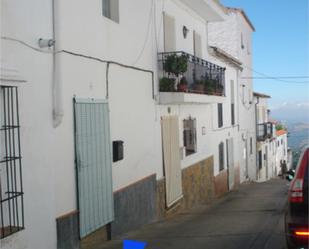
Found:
<box><xmin>209</xmin><ymin>46</ymin><xmax>243</xmax><ymax>70</ymax></box>
<box><xmin>179</xmin><ymin>0</ymin><xmax>226</xmax><ymax>22</ymax></box>
<box><xmin>253</xmin><ymin>92</ymin><xmax>271</xmax><ymax>98</ymax></box>
<box><xmin>226</xmin><ymin>7</ymin><xmax>255</xmax><ymax>31</ymax></box>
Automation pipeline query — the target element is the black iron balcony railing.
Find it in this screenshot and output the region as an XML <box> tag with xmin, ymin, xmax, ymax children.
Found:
<box><xmin>257</xmin><ymin>122</ymin><xmax>273</xmax><ymax>141</ymax></box>
<box><xmin>158</xmin><ymin>51</ymin><xmax>226</xmax><ymax>96</ymax></box>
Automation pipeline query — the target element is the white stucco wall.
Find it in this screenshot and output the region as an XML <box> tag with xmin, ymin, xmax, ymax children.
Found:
<box><xmin>208</xmin><ymin>9</ymin><xmax>256</xmax><ymax>182</ymax></box>
<box><xmin>1</xmin><ymin>0</ymin><xmax>163</xmax><ymax>248</ymax></box>
<box><xmin>275</xmin><ymin>133</ymin><xmax>288</xmax><ymax>175</ymax></box>
<box><xmin>155</xmin><ymin>0</ymin><xmax>240</xmax><ymax>178</ymax></box>
<box><xmin>0</xmin><ymin>0</ymin><xmax>253</xmax><ymax>248</ymax></box>
<box><xmin>256</xmin><ymin>97</ymin><xmax>269</xmax><ymax>124</ymax></box>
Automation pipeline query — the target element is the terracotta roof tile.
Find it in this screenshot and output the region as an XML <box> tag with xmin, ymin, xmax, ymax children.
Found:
<box><xmin>276</xmin><ymin>130</ymin><xmax>287</xmax><ymax>136</ymax></box>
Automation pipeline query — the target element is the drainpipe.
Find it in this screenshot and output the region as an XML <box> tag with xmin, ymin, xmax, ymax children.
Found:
<box><xmin>255</xmin><ymin>96</ymin><xmax>259</xmax><ymax>180</ymax></box>
<box><xmin>52</xmin><ymin>0</ymin><xmax>63</xmax><ymax>127</ymax></box>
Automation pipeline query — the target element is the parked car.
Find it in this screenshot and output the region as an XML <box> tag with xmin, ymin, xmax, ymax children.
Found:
<box><xmin>285</xmin><ymin>147</ymin><xmax>309</xmax><ymax>249</ymax></box>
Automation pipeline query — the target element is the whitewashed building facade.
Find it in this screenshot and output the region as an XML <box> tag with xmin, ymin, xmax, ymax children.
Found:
<box><xmin>254</xmin><ymin>92</ymin><xmax>275</xmax><ymax>181</ymax></box>
<box><xmin>0</xmin><ymin>1</ymin><xmax>259</xmax><ymax>249</ymax></box>
<box><xmin>208</xmin><ymin>7</ymin><xmax>257</xmax><ymax>182</ymax></box>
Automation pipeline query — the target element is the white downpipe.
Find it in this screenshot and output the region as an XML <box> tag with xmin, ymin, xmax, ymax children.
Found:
<box><xmin>52</xmin><ymin>0</ymin><xmax>63</xmax><ymax>127</ymax></box>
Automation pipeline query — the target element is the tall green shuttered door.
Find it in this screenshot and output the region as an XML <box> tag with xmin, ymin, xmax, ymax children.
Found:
<box><xmin>74</xmin><ymin>98</ymin><xmax>114</xmax><ymax>238</ymax></box>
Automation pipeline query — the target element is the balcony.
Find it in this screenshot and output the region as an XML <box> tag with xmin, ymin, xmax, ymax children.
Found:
<box><xmin>158</xmin><ymin>51</ymin><xmax>226</xmax><ymax>104</ymax></box>
<box><xmin>257</xmin><ymin>122</ymin><xmax>273</xmax><ymax>141</ymax></box>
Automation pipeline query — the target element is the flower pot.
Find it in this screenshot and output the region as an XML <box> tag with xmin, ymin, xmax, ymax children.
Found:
<box><xmin>193</xmin><ymin>83</ymin><xmax>204</xmax><ymax>94</ymax></box>
<box><xmin>177</xmin><ymin>83</ymin><xmax>188</xmax><ymax>92</ymax></box>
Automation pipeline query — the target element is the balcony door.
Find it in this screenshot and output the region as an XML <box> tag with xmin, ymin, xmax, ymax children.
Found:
<box><xmin>164</xmin><ymin>13</ymin><xmax>176</xmax><ymax>52</ymax></box>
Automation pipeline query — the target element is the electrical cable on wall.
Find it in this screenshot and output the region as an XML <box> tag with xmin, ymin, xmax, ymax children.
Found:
<box><xmin>2</xmin><ymin>35</ymin><xmax>307</xmax><ymax>102</ymax></box>
<box><xmin>1</xmin><ymin>36</ymin><xmax>155</xmax><ymax>99</ymax></box>
<box><xmin>131</xmin><ymin>0</ymin><xmax>154</xmax><ymax>66</ymax></box>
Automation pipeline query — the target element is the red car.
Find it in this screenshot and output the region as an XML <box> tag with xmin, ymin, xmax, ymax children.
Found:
<box><xmin>285</xmin><ymin>147</ymin><xmax>309</xmax><ymax>249</ymax></box>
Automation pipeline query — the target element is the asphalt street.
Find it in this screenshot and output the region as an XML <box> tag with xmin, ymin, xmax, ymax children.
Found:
<box><xmin>99</xmin><ymin>179</ymin><xmax>289</xmax><ymax>249</ymax></box>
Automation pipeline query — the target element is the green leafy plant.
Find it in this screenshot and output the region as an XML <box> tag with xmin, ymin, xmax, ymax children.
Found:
<box><xmin>276</xmin><ymin>123</ymin><xmax>286</xmax><ymax>131</ymax></box>
<box><xmin>159</xmin><ymin>77</ymin><xmax>175</xmax><ymax>92</ymax></box>
<box><xmin>204</xmin><ymin>79</ymin><xmax>218</xmax><ymax>95</ymax></box>
<box><xmin>163</xmin><ymin>54</ymin><xmax>188</xmax><ymax>78</ymax></box>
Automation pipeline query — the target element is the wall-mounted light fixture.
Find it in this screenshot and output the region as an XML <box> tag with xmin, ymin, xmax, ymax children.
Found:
<box><xmin>38</xmin><ymin>38</ymin><xmax>55</xmax><ymax>48</ymax></box>
<box><xmin>183</xmin><ymin>26</ymin><xmax>189</xmax><ymax>39</ymax></box>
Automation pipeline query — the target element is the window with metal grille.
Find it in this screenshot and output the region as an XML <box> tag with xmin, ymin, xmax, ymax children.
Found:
<box><xmin>183</xmin><ymin>118</ymin><xmax>197</xmax><ymax>156</ymax></box>
<box><xmin>219</xmin><ymin>142</ymin><xmax>224</xmax><ymax>171</ymax></box>
<box><xmin>218</xmin><ymin>103</ymin><xmax>223</xmax><ymax>128</ymax></box>
<box><xmin>102</xmin><ymin>0</ymin><xmax>119</xmax><ymax>23</ymax></box>
<box><xmin>0</xmin><ymin>86</ymin><xmax>24</xmax><ymax>239</ymax></box>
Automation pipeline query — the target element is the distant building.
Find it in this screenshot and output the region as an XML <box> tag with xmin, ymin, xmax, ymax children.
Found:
<box><xmin>209</xmin><ymin>7</ymin><xmax>257</xmax><ymax>182</ymax></box>
<box><xmin>275</xmin><ymin>129</ymin><xmax>289</xmax><ymax>175</ymax></box>
<box><xmin>254</xmin><ymin>92</ymin><xmax>275</xmax><ymax>181</ymax></box>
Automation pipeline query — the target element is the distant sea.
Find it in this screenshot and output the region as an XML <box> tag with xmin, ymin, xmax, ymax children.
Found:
<box><xmin>287</xmin><ymin>125</ymin><xmax>309</xmax><ymax>150</ymax></box>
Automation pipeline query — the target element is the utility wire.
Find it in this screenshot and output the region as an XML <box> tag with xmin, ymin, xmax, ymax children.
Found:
<box><xmin>242</xmin><ymin>76</ymin><xmax>309</xmax><ymax>79</ymax></box>
<box><xmin>241</xmin><ymin>64</ymin><xmax>309</xmax><ymax>84</ymax></box>
<box><xmin>1</xmin><ymin>36</ymin><xmax>53</xmax><ymax>54</ymax></box>
<box><xmin>131</xmin><ymin>0</ymin><xmax>154</xmax><ymax>66</ymax></box>
<box><xmin>2</xmin><ymin>36</ymin><xmax>308</xmax><ymax>85</ymax></box>
<box><xmin>1</xmin><ymin>36</ymin><xmax>155</xmax><ymax>99</ymax></box>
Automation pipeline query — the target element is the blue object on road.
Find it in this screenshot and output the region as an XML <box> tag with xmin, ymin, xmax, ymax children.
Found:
<box><xmin>123</xmin><ymin>240</ymin><xmax>147</xmax><ymax>249</ymax></box>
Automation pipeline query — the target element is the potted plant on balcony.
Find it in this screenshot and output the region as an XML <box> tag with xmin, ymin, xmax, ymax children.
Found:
<box><xmin>216</xmin><ymin>83</ymin><xmax>224</xmax><ymax>96</ymax></box>
<box><xmin>192</xmin><ymin>79</ymin><xmax>205</xmax><ymax>93</ymax></box>
<box><xmin>177</xmin><ymin>76</ymin><xmax>188</xmax><ymax>92</ymax></box>
<box><xmin>159</xmin><ymin>77</ymin><xmax>175</xmax><ymax>92</ymax></box>
<box><xmin>160</xmin><ymin>53</ymin><xmax>188</xmax><ymax>92</ymax></box>
<box><xmin>204</xmin><ymin>79</ymin><xmax>214</xmax><ymax>95</ymax></box>
<box><xmin>204</xmin><ymin>78</ymin><xmax>216</xmax><ymax>95</ymax></box>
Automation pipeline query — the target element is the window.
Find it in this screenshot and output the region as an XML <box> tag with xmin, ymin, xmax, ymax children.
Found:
<box><xmin>250</xmin><ymin>137</ymin><xmax>253</xmax><ymax>155</ymax></box>
<box><xmin>258</xmin><ymin>151</ymin><xmax>262</xmax><ymax>169</ymax></box>
<box><xmin>241</xmin><ymin>33</ymin><xmax>244</xmax><ymax>49</ymax></box>
<box><xmin>230</xmin><ymin>80</ymin><xmax>235</xmax><ymax>125</ymax></box>
<box><xmin>102</xmin><ymin>0</ymin><xmax>119</xmax><ymax>23</ymax></box>
<box><xmin>281</xmin><ymin>139</ymin><xmax>283</xmax><ymax>145</ymax></box>
<box><xmin>219</xmin><ymin>142</ymin><xmax>224</xmax><ymax>171</ymax></box>
<box><xmin>218</xmin><ymin>103</ymin><xmax>223</xmax><ymax>128</ymax></box>
<box><xmin>231</xmin><ymin>103</ymin><xmax>235</xmax><ymax>126</ymax></box>
<box><xmin>0</xmin><ymin>86</ymin><xmax>24</xmax><ymax>239</ymax></box>
<box><xmin>183</xmin><ymin>118</ymin><xmax>197</xmax><ymax>156</ymax></box>
<box><xmin>247</xmin><ymin>41</ymin><xmax>251</xmax><ymax>54</ymax></box>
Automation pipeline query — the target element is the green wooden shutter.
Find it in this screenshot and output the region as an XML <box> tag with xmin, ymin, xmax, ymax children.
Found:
<box><xmin>74</xmin><ymin>98</ymin><xmax>114</xmax><ymax>238</ymax></box>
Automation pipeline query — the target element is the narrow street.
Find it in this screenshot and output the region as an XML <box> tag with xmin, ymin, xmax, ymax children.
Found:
<box><xmin>100</xmin><ymin>179</ymin><xmax>289</xmax><ymax>249</ymax></box>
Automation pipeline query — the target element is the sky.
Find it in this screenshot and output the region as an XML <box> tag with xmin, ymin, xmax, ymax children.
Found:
<box><xmin>221</xmin><ymin>0</ymin><xmax>309</xmax><ymax>123</ymax></box>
